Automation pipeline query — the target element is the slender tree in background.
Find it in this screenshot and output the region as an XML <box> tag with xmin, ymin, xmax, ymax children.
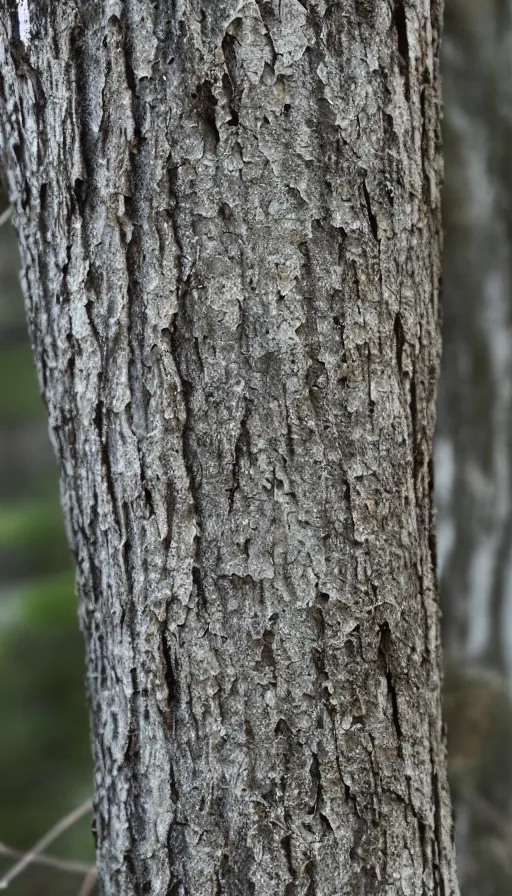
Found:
<box><xmin>0</xmin><ymin>1</ymin><xmax>458</xmax><ymax>893</ymax></box>
<box><xmin>437</xmin><ymin>1</ymin><xmax>512</xmax><ymax>892</ymax></box>
<box><xmin>439</xmin><ymin>0</ymin><xmax>512</xmax><ymax>691</ymax></box>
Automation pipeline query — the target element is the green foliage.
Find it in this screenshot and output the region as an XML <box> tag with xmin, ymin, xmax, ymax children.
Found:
<box><xmin>0</xmin><ymin>499</ymin><xmax>70</xmax><ymax>578</ymax></box>
<box><xmin>0</xmin><ymin>345</ymin><xmax>45</xmax><ymax>423</ymax></box>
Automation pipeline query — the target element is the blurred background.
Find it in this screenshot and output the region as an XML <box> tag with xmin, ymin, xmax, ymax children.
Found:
<box><xmin>0</xmin><ymin>207</ymin><xmax>95</xmax><ymax>890</ymax></box>
<box><xmin>438</xmin><ymin>1</ymin><xmax>512</xmax><ymax>893</ymax></box>
<box><xmin>2</xmin><ymin>2</ymin><xmax>512</xmax><ymax>893</ymax></box>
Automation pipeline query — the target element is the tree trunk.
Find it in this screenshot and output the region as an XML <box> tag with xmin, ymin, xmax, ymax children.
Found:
<box><xmin>0</xmin><ymin>2</ymin><xmax>458</xmax><ymax>894</ymax></box>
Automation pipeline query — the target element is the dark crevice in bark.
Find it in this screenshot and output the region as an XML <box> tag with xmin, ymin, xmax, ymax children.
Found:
<box><xmin>161</xmin><ymin>623</ymin><xmax>178</xmax><ymax>728</ymax></box>
<box><xmin>121</xmin><ymin>33</ymin><xmax>138</xmax><ymax>95</ymax></box>
<box><xmin>409</xmin><ymin>372</ymin><xmax>421</xmax><ymax>487</ymax></box>
<box><xmin>71</xmin><ymin>21</ymin><xmax>96</xmax><ymax>196</ymax></box>
<box><xmin>418</xmin><ymin>818</ymin><xmax>430</xmax><ymax>896</ymax></box>
<box><xmin>213</xmin><ymin>853</ymin><xmax>229</xmax><ymax>896</ymax></box>
<box><xmin>362</xmin><ymin>178</ymin><xmax>379</xmax><ymax>241</ymax></box>
<box><xmin>260</xmin><ymin>626</ymin><xmax>277</xmax><ymax>682</ymax></box>
<box><xmin>94</xmin><ymin>400</ymin><xmax>119</xmax><ymax>526</ymax></box>
<box><xmin>393</xmin><ymin>0</ymin><xmax>410</xmax><ymax>101</ymax></box>
<box><xmin>283</xmin><ymin>391</ymin><xmax>295</xmax><ymax>458</ymax></box>
<box><xmin>191</xmin><ymin>560</ymin><xmax>208</xmax><ymax>613</ymax></box>
<box><xmin>6</xmin><ymin>0</ymin><xmax>20</xmax><ymax>38</ymax></box>
<box><xmin>179</xmin><ymin>375</ymin><xmax>204</xmax><ymax>517</ymax></box>
<box><xmin>309</xmin><ymin>751</ymin><xmax>321</xmax><ymax>816</ymax></box>
<box><xmin>394</xmin><ymin>311</ymin><xmax>405</xmax><ymax>377</ymax></box>
<box><xmin>221</xmin><ymin>33</ymin><xmax>241</xmax><ymax>126</ymax></box>
<box><xmin>72</xmin><ymin>175</ymin><xmax>87</xmax><ymax>214</ymax></box>
<box><xmin>167</xmin><ymin>877</ymin><xmax>185</xmax><ymax>895</ymax></box>
<box><xmin>229</xmin><ymin>401</ymin><xmax>251</xmax><ymax>512</ymax></box>
<box><xmin>194</xmin><ymin>78</ymin><xmax>220</xmax><ymax>149</ymax></box>
<box><xmin>379</xmin><ymin>622</ymin><xmax>404</xmax><ymax>749</ymax></box>
<box><xmin>84</xmin><ymin>292</ymin><xmax>102</xmax><ymax>355</ymax></box>
<box><xmin>304</xmin><ymin>859</ymin><xmax>316</xmax><ymax>896</ymax></box>
<box><xmin>142</xmin><ymin>482</ymin><xmax>155</xmax><ymax>518</ymax></box>
<box><xmin>280</xmin><ymin>831</ymin><xmax>297</xmax><ymax>891</ymax></box>
<box><xmin>428</xmin><ymin>458</ymin><xmax>439</xmax><ymax>589</ymax></box>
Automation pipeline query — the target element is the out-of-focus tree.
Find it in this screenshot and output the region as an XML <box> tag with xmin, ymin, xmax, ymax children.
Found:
<box><xmin>0</xmin><ymin>190</ymin><xmax>94</xmax><ymax>893</ymax></box>
<box><xmin>439</xmin><ymin>1</ymin><xmax>512</xmax><ymax>892</ymax></box>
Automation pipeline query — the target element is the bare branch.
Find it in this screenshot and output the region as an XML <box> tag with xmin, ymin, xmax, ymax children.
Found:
<box><xmin>0</xmin><ymin>206</ymin><xmax>12</xmax><ymax>227</ymax></box>
<box><xmin>0</xmin><ymin>798</ymin><xmax>93</xmax><ymax>890</ymax></box>
<box><xmin>76</xmin><ymin>866</ymin><xmax>98</xmax><ymax>896</ymax></box>
<box><xmin>0</xmin><ymin>841</ymin><xmax>92</xmax><ymax>876</ymax></box>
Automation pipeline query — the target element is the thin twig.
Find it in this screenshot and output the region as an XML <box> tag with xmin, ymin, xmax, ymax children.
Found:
<box><xmin>0</xmin><ymin>207</ymin><xmax>12</xmax><ymax>227</ymax></box>
<box><xmin>76</xmin><ymin>865</ymin><xmax>97</xmax><ymax>896</ymax></box>
<box><xmin>0</xmin><ymin>842</ymin><xmax>92</xmax><ymax>876</ymax></box>
<box><xmin>0</xmin><ymin>797</ymin><xmax>93</xmax><ymax>890</ymax></box>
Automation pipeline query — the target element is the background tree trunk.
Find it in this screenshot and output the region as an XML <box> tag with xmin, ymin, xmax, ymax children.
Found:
<box><xmin>0</xmin><ymin>2</ymin><xmax>458</xmax><ymax>894</ymax></box>
<box><xmin>437</xmin><ymin>1</ymin><xmax>512</xmax><ymax>893</ymax></box>
<box><xmin>438</xmin><ymin>0</ymin><xmax>512</xmax><ymax>687</ymax></box>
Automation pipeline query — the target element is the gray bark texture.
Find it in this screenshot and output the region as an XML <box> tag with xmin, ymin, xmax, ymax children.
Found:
<box><xmin>0</xmin><ymin>1</ymin><xmax>458</xmax><ymax>894</ymax></box>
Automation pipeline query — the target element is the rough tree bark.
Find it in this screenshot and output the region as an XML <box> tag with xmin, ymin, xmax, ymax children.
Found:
<box><xmin>0</xmin><ymin>1</ymin><xmax>458</xmax><ymax>894</ymax></box>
